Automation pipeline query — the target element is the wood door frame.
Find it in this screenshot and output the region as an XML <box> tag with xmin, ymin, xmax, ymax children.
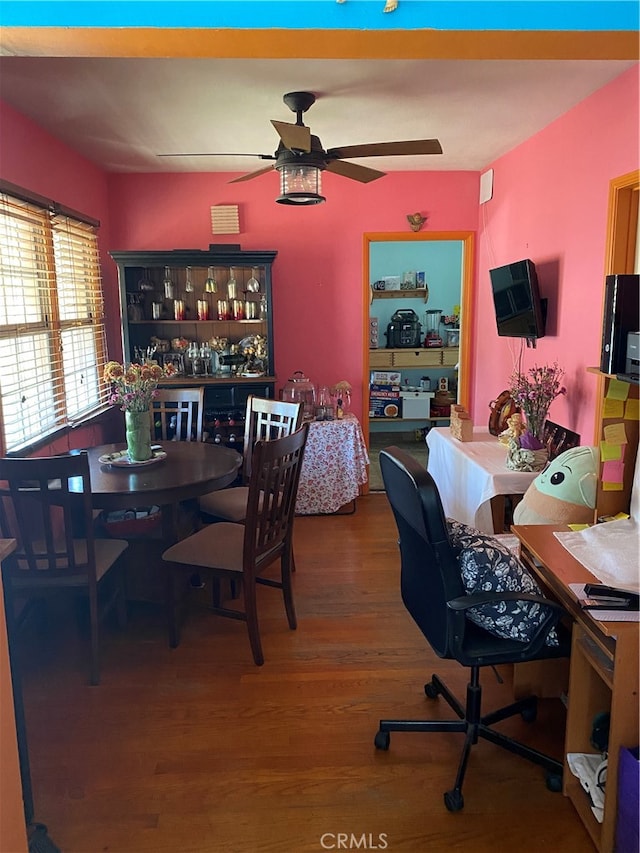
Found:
<box><xmin>592</xmin><ymin>169</ymin><xmax>640</xmax><ymax>442</ymax></box>
<box><xmin>362</xmin><ymin>231</ymin><xmax>474</xmax><ymax>449</ymax></box>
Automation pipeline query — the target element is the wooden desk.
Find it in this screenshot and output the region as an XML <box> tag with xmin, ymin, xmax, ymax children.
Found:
<box><xmin>513</xmin><ymin>524</ymin><xmax>639</xmax><ymax>853</ymax></box>
<box><xmin>426</xmin><ymin>427</ymin><xmax>538</xmax><ymax>533</ymax></box>
<box><xmin>296</xmin><ymin>415</ymin><xmax>369</xmax><ymax>515</ymax></box>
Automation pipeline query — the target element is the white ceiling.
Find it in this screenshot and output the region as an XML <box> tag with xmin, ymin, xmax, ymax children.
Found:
<box><xmin>0</xmin><ymin>57</ymin><xmax>636</xmax><ymax>175</ymax></box>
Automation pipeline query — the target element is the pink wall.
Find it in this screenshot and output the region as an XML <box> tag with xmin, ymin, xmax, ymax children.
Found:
<box><xmin>0</xmin><ymin>101</ymin><xmax>123</xmax><ymax>452</ymax></box>
<box><xmin>473</xmin><ymin>65</ymin><xmax>639</xmax><ymax>444</ymax></box>
<box><xmin>107</xmin><ymin>170</ymin><xmax>479</xmax><ymax>415</ymax></box>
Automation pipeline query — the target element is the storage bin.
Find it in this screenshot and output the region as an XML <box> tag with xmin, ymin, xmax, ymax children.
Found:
<box><xmin>399</xmin><ymin>391</ymin><xmax>433</xmax><ymax>419</ymax></box>
<box><xmin>616</xmin><ymin>746</ymin><xmax>639</xmax><ymax>853</ymax></box>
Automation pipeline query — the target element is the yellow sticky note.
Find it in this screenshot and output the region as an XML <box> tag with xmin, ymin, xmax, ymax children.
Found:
<box><xmin>625</xmin><ymin>398</ymin><xmax>639</xmax><ymax>421</ymax></box>
<box><xmin>568</xmin><ymin>523</ymin><xmax>592</xmax><ymax>531</ymax></box>
<box><xmin>603</xmin><ymin>422</ymin><xmax>628</xmax><ymax>444</ymax></box>
<box><xmin>606</xmin><ymin>378</ymin><xmax>630</xmax><ymax>401</ymax></box>
<box><xmin>600</xmin><ymin>441</ymin><xmax>624</xmax><ymax>461</ymax></box>
<box><xmin>603</xmin><ymin>397</ymin><xmax>625</xmax><ymax>418</ymax></box>
<box><xmin>602</xmin><ymin>481</ymin><xmax>624</xmax><ymax>491</ymax></box>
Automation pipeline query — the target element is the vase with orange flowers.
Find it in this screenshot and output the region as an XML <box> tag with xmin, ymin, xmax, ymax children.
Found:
<box><xmin>104</xmin><ymin>360</ymin><xmax>176</xmax><ymax>461</ymax></box>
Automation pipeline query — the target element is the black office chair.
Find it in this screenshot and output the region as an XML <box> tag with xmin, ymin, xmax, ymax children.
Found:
<box><xmin>375</xmin><ymin>446</ymin><xmax>569</xmax><ymax>812</ymax></box>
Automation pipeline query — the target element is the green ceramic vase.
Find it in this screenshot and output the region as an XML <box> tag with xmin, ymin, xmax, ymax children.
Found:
<box><xmin>125</xmin><ymin>410</ymin><xmax>152</xmax><ymax>462</ymax></box>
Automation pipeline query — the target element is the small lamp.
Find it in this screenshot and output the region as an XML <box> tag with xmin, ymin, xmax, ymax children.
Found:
<box><xmin>276</xmin><ymin>163</ymin><xmax>325</xmax><ymax>206</ymax></box>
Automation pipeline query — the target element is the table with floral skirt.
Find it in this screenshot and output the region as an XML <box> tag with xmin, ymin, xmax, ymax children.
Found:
<box><xmin>296</xmin><ymin>414</ymin><xmax>370</xmax><ymax>515</ymax></box>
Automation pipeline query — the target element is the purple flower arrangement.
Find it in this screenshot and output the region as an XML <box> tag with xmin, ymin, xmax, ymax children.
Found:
<box><xmin>509</xmin><ymin>363</ymin><xmax>566</xmax><ymax>449</ymax></box>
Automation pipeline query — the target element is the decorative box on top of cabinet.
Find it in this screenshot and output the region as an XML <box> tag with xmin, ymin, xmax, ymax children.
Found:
<box><xmin>111</xmin><ymin>247</ymin><xmax>278</xmax><ymax>444</ymax></box>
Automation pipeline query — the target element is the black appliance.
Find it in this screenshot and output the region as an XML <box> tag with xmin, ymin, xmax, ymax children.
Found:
<box><xmin>489</xmin><ymin>258</ymin><xmax>547</xmax><ymax>341</ymax></box>
<box><xmin>385</xmin><ymin>309</ymin><xmax>422</xmax><ymax>348</ymax></box>
<box><xmin>600</xmin><ymin>274</ymin><xmax>639</xmax><ymax>375</ymax></box>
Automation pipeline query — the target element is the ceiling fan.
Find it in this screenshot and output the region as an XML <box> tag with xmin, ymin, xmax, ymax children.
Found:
<box><xmin>158</xmin><ymin>91</ymin><xmax>442</xmax><ymax>204</ymax></box>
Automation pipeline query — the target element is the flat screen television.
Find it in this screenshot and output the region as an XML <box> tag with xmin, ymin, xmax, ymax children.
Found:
<box><xmin>489</xmin><ymin>259</ymin><xmax>546</xmax><ymax>340</ymax></box>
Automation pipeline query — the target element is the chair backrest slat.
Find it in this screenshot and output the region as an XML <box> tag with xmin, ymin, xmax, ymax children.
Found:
<box><xmin>241</xmin><ymin>396</ymin><xmax>303</xmax><ymax>483</ymax></box>
<box><xmin>151</xmin><ymin>387</ymin><xmax>205</xmax><ymax>442</ymax></box>
<box><xmin>0</xmin><ymin>452</ymin><xmax>96</xmax><ymax>580</ymax></box>
<box><xmin>243</xmin><ymin>424</ymin><xmax>309</xmax><ymax>572</ymax></box>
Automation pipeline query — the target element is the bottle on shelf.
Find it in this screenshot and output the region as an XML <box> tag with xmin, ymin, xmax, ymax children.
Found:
<box><xmin>163</xmin><ymin>267</ymin><xmax>175</xmax><ymax>300</ymax></box>
<box><xmin>204</xmin><ymin>267</ymin><xmax>217</xmax><ymax>294</ymax></box>
<box><xmin>185</xmin><ymin>266</ymin><xmax>194</xmax><ymax>293</ymax></box>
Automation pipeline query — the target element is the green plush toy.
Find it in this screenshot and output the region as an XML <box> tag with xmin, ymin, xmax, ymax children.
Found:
<box><xmin>513</xmin><ymin>445</ymin><xmax>599</xmax><ymax>526</ymax></box>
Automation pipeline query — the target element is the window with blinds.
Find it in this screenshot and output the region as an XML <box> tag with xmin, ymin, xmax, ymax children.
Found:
<box><xmin>0</xmin><ymin>191</ymin><xmax>108</xmax><ymax>453</ymax></box>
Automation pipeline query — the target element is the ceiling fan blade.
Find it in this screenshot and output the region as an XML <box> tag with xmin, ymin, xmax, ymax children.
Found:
<box><xmin>271</xmin><ymin>120</ymin><xmax>311</xmax><ymax>153</ymax></box>
<box><xmin>327</xmin><ymin>139</ymin><xmax>443</xmax><ymax>159</ymax></box>
<box><xmin>229</xmin><ymin>165</ymin><xmax>276</xmax><ymax>184</ymax></box>
<box><xmin>157</xmin><ymin>153</ymin><xmax>275</xmax><ymax>159</ymax></box>
<box><xmin>325</xmin><ymin>160</ymin><xmax>385</xmax><ymax>184</ymax></box>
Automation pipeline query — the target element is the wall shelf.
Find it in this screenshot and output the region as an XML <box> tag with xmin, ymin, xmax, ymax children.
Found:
<box><xmin>371</xmin><ymin>289</ymin><xmax>429</xmax><ymax>300</ymax></box>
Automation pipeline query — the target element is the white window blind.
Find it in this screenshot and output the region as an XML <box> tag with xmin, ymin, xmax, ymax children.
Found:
<box><xmin>0</xmin><ymin>192</ymin><xmax>108</xmax><ymax>453</ymax></box>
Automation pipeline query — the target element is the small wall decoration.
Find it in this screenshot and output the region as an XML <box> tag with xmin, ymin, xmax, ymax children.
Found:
<box><xmin>406</xmin><ymin>212</ymin><xmax>427</xmax><ymax>232</ymax></box>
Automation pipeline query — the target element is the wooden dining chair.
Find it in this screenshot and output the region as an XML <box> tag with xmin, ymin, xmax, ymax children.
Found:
<box><xmin>199</xmin><ymin>395</ymin><xmax>303</xmax><ymax>521</ymax></box>
<box><xmin>151</xmin><ymin>386</ymin><xmax>205</xmax><ymax>442</ymax></box>
<box><xmin>162</xmin><ymin>423</ymin><xmax>309</xmax><ymax>665</ymax></box>
<box><xmin>0</xmin><ymin>452</ymin><xmax>129</xmax><ymax>686</ymax></box>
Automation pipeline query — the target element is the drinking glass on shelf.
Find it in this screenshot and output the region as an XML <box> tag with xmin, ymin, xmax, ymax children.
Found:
<box><xmin>232</xmin><ymin>299</ymin><xmax>245</xmax><ymax>320</ymax></box>
<box><xmin>197</xmin><ymin>299</ymin><xmax>209</xmax><ymax>321</ymax></box>
<box><xmin>247</xmin><ymin>267</ymin><xmax>260</xmax><ymax>292</ymax></box>
<box><xmin>217</xmin><ymin>299</ymin><xmax>229</xmax><ymax>320</ymax></box>
<box><xmin>174</xmin><ymin>299</ymin><xmax>185</xmax><ymax>320</ymax></box>
<box><xmin>185</xmin><ymin>266</ymin><xmax>194</xmax><ymax>293</ymax></box>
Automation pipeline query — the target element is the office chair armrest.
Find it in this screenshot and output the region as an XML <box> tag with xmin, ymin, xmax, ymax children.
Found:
<box><xmin>447</xmin><ymin>591</ymin><xmax>564</xmax><ymax>613</ymax></box>
<box><xmin>447</xmin><ymin>592</ymin><xmax>565</xmax><ymax>658</ymax></box>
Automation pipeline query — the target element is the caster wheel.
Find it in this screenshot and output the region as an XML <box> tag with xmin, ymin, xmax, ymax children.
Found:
<box><xmin>546</xmin><ymin>772</ymin><xmax>563</xmax><ymax>793</ymax></box>
<box><xmin>521</xmin><ymin>704</ymin><xmax>537</xmax><ymax>723</ymax></box>
<box><xmin>374</xmin><ymin>730</ymin><xmax>390</xmax><ymax>751</ymax></box>
<box><xmin>425</xmin><ymin>681</ymin><xmax>440</xmax><ymax>699</ymax></box>
<box><xmin>444</xmin><ymin>789</ymin><xmax>464</xmax><ymax>812</ymax></box>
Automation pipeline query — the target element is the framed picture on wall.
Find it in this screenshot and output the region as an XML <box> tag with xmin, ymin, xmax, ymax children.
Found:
<box><xmin>543</xmin><ymin>420</ymin><xmax>580</xmax><ymax>460</ymax></box>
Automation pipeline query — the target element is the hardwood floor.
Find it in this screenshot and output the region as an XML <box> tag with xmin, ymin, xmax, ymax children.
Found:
<box><xmin>17</xmin><ymin>495</ymin><xmax>592</xmax><ymax>852</ymax></box>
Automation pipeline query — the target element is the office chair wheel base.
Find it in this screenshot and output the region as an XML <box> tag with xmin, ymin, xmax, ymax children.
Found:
<box><xmin>374</xmin><ymin>731</ymin><xmax>390</xmax><ymax>751</ymax></box>
<box><xmin>444</xmin><ymin>789</ymin><xmax>464</xmax><ymax>812</ymax></box>
<box><xmin>545</xmin><ymin>771</ymin><xmax>563</xmax><ymax>793</ymax></box>
<box><xmin>424</xmin><ymin>681</ymin><xmax>440</xmax><ymax>699</ymax></box>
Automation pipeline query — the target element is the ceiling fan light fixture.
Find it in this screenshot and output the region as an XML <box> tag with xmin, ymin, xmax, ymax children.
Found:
<box><xmin>276</xmin><ymin>163</ymin><xmax>325</xmax><ymax>206</ymax></box>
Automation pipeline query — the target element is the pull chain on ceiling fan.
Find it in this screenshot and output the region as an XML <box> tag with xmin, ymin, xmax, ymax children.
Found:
<box><xmin>158</xmin><ymin>91</ymin><xmax>443</xmax><ymax>205</ymax></box>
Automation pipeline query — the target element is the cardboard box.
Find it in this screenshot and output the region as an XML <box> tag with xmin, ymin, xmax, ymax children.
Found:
<box><xmin>370</xmin><ymin>371</ymin><xmax>401</xmax><ymax>386</ymax></box>
<box><xmin>369</xmin><ymin>384</ymin><xmax>401</xmax><ymax>418</ymax></box>
<box><xmin>399</xmin><ymin>390</ymin><xmax>433</xmax><ymax>419</ymax></box>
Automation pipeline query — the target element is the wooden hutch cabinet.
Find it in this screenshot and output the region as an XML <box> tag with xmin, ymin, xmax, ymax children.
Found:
<box><xmin>111</xmin><ymin>247</ymin><xmax>277</xmax><ymax>445</ymax></box>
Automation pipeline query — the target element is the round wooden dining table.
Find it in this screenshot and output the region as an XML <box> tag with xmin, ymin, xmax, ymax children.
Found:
<box><xmin>74</xmin><ymin>441</ymin><xmax>242</xmax><ymax>541</ymax></box>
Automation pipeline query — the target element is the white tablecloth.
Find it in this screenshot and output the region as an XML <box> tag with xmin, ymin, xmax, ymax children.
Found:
<box><xmin>296</xmin><ymin>414</ymin><xmax>369</xmax><ymax>514</ymax></box>
<box><xmin>426</xmin><ymin>427</ymin><xmax>538</xmax><ymax>533</ymax></box>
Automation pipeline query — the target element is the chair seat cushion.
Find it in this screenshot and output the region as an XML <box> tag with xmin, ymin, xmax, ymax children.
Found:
<box><xmin>11</xmin><ymin>538</ymin><xmax>128</xmax><ymax>587</ymax></box>
<box><xmin>199</xmin><ymin>487</ymin><xmax>250</xmax><ymax>522</ymax></box>
<box><xmin>447</xmin><ymin>519</ymin><xmax>559</xmax><ymax>647</ymax></box>
<box><xmin>163</xmin><ymin>522</ymin><xmax>245</xmax><ymax>572</ymax></box>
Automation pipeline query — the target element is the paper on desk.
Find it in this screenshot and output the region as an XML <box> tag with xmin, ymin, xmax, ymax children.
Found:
<box><xmin>554</xmin><ymin>519</ymin><xmax>640</xmax><ymax>592</ymax></box>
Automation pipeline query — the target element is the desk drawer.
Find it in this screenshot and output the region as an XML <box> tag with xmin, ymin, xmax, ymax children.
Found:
<box><xmin>393</xmin><ymin>350</ymin><xmax>442</xmax><ymax>368</ymax></box>
<box><xmin>369</xmin><ymin>351</ymin><xmax>394</xmax><ymax>368</ymax></box>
